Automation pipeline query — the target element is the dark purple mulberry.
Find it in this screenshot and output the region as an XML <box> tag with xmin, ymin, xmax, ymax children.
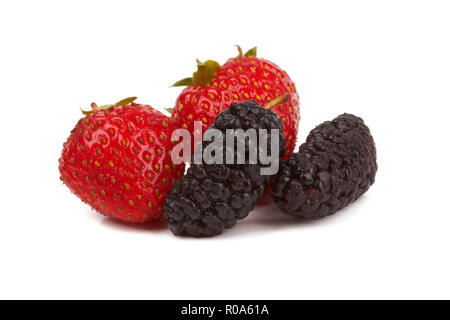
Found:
<box><xmin>271</xmin><ymin>113</ymin><xmax>377</xmax><ymax>219</ymax></box>
<box><xmin>164</xmin><ymin>100</ymin><xmax>286</xmax><ymax>237</ymax></box>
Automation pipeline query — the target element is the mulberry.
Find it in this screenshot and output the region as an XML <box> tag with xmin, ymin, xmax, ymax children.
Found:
<box><xmin>271</xmin><ymin>113</ymin><xmax>377</xmax><ymax>219</ymax></box>
<box><xmin>164</xmin><ymin>100</ymin><xmax>286</xmax><ymax>237</ymax></box>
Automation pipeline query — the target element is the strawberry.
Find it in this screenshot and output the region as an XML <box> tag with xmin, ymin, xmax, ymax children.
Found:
<box><xmin>170</xmin><ymin>46</ymin><xmax>300</xmax><ymax>159</ymax></box>
<box><xmin>59</xmin><ymin>97</ymin><xmax>185</xmax><ymax>223</ymax></box>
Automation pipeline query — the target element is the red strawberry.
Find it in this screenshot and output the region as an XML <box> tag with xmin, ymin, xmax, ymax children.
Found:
<box><xmin>170</xmin><ymin>46</ymin><xmax>300</xmax><ymax>159</ymax></box>
<box><xmin>59</xmin><ymin>97</ymin><xmax>185</xmax><ymax>223</ymax></box>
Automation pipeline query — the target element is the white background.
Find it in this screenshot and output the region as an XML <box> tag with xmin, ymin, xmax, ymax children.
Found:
<box><xmin>0</xmin><ymin>0</ymin><xmax>449</xmax><ymax>300</ymax></box>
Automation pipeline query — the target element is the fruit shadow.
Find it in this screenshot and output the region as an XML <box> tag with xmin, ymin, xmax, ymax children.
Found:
<box><xmin>95</xmin><ymin>195</ymin><xmax>368</xmax><ymax>238</ymax></box>
<box><xmin>219</xmin><ymin>195</ymin><xmax>369</xmax><ymax>238</ymax></box>
<box><xmin>100</xmin><ymin>216</ymin><xmax>168</xmax><ymax>233</ymax></box>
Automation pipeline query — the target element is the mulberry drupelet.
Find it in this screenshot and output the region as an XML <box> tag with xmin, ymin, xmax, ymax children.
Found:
<box><xmin>271</xmin><ymin>113</ymin><xmax>377</xmax><ymax>219</ymax></box>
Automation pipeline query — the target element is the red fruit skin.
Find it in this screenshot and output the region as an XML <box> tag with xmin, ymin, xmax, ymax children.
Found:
<box><xmin>59</xmin><ymin>103</ymin><xmax>185</xmax><ymax>223</ymax></box>
<box><xmin>171</xmin><ymin>56</ymin><xmax>300</xmax><ymax>159</ymax></box>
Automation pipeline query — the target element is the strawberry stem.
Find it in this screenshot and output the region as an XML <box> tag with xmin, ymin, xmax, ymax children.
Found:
<box><xmin>236</xmin><ymin>45</ymin><xmax>244</xmax><ymax>57</ymax></box>
<box><xmin>264</xmin><ymin>94</ymin><xmax>289</xmax><ymax>110</ymax></box>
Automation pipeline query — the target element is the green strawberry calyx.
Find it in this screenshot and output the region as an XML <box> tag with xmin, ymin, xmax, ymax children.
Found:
<box><xmin>172</xmin><ymin>60</ymin><xmax>221</xmax><ymax>87</ymax></box>
<box><xmin>236</xmin><ymin>45</ymin><xmax>257</xmax><ymax>58</ymax></box>
<box><xmin>81</xmin><ymin>96</ymin><xmax>137</xmax><ymax>116</ymax></box>
<box><xmin>171</xmin><ymin>46</ymin><xmax>257</xmax><ymax>87</ymax></box>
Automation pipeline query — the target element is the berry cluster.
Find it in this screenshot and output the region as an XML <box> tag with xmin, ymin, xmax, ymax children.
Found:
<box><xmin>59</xmin><ymin>47</ymin><xmax>377</xmax><ymax>237</ymax></box>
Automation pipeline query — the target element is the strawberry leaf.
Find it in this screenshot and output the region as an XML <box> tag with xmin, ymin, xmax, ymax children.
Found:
<box><xmin>114</xmin><ymin>96</ymin><xmax>137</xmax><ymax>107</ymax></box>
<box><xmin>172</xmin><ymin>77</ymin><xmax>194</xmax><ymax>87</ymax></box>
<box><xmin>244</xmin><ymin>47</ymin><xmax>257</xmax><ymax>57</ymax></box>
